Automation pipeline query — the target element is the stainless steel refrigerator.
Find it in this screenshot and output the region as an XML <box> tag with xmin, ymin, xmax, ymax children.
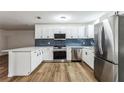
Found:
<box><xmin>94</xmin><ymin>15</ymin><xmax>124</xmax><ymax>82</ymax></box>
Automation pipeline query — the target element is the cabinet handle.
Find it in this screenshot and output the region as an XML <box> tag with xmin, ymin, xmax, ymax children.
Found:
<box><xmin>85</xmin><ymin>52</ymin><xmax>87</xmax><ymax>55</ymax></box>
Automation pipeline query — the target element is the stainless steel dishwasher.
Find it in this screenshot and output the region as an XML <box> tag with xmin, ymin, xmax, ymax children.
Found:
<box><xmin>71</xmin><ymin>48</ymin><xmax>82</xmax><ymax>62</ymax></box>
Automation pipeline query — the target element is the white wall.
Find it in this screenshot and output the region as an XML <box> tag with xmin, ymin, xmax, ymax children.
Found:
<box><xmin>0</xmin><ymin>30</ymin><xmax>35</xmax><ymax>55</ymax></box>
<box><xmin>0</xmin><ymin>30</ymin><xmax>8</xmax><ymax>55</ymax></box>
<box><xmin>5</xmin><ymin>30</ymin><xmax>35</xmax><ymax>49</ymax></box>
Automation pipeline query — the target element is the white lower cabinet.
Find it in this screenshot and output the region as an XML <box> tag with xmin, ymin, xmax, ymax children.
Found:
<box><xmin>31</xmin><ymin>51</ymin><xmax>37</xmax><ymax>72</ymax></box>
<box><xmin>67</xmin><ymin>47</ymin><xmax>71</xmax><ymax>61</ymax></box>
<box><xmin>8</xmin><ymin>49</ymin><xmax>43</xmax><ymax>77</ymax></box>
<box><xmin>31</xmin><ymin>49</ymin><xmax>43</xmax><ymax>72</ymax></box>
<box><xmin>42</xmin><ymin>47</ymin><xmax>53</xmax><ymax>61</ymax></box>
<box><xmin>82</xmin><ymin>47</ymin><xmax>94</xmax><ymax>69</ymax></box>
<box><xmin>13</xmin><ymin>52</ymin><xmax>31</xmax><ymax>76</ymax></box>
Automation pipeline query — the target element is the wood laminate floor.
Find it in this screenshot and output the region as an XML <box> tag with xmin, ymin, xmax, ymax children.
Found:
<box><xmin>0</xmin><ymin>55</ymin><xmax>12</xmax><ymax>82</ymax></box>
<box><xmin>0</xmin><ymin>55</ymin><xmax>97</xmax><ymax>82</ymax></box>
<box><xmin>7</xmin><ymin>62</ymin><xmax>97</xmax><ymax>82</ymax></box>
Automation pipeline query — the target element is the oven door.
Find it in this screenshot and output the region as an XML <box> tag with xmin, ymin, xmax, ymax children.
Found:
<box><xmin>53</xmin><ymin>50</ymin><xmax>66</xmax><ymax>60</ymax></box>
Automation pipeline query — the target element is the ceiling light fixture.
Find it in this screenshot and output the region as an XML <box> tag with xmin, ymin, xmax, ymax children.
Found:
<box><xmin>60</xmin><ymin>16</ymin><xmax>66</xmax><ymax>19</ymax></box>
<box><xmin>36</xmin><ymin>16</ymin><xmax>42</xmax><ymax>19</ymax></box>
<box><xmin>55</xmin><ymin>15</ymin><xmax>71</xmax><ymax>22</ymax></box>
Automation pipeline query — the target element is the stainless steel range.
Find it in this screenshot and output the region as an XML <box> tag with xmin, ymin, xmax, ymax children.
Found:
<box><xmin>53</xmin><ymin>33</ymin><xmax>67</xmax><ymax>60</ymax></box>
<box><xmin>53</xmin><ymin>47</ymin><xmax>66</xmax><ymax>60</ymax></box>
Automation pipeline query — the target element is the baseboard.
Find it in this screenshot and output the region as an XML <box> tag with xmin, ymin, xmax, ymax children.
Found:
<box><xmin>43</xmin><ymin>60</ymin><xmax>83</xmax><ymax>63</ymax></box>
<box><xmin>82</xmin><ymin>61</ymin><xmax>94</xmax><ymax>71</ymax></box>
<box><xmin>43</xmin><ymin>60</ymin><xmax>72</xmax><ymax>63</ymax></box>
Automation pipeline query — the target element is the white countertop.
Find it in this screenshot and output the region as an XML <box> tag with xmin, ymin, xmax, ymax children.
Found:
<box><xmin>67</xmin><ymin>46</ymin><xmax>94</xmax><ymax>48</ymax></box>
<box><xmin>2</xmin><ymin>47</ymin><xmax>52</xmax><ymax>52</ymax></box>
<box><xmin>2</xmin><ymin>46</ymin><xmax>94</xmax><ymax>52</ymax></box>
<box><xmin>66</xmin><ymin>46</ymin><xmax>83</xmax><ymax>48</ymax></box>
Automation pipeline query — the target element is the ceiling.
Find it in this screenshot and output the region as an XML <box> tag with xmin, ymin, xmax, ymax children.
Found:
<box><xmin>0</xmin><ymin>11</ymin><xmax>107</xmax><ymax>30</ymax></box>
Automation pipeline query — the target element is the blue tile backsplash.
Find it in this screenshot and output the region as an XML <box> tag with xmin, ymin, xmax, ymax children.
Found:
<box><xmin>54</xmin><ymin>40</ymin><xmax>66</xmax><ymax>47</ymax></box>
<box><xmin>35</xmin><ymin>39</ymin><xmax>54</xmax><ymax>46</ymax></box>
<box><xmin>35</xmin><ymin>38</ymin><xmax>94</xmax><ymax>46</ymax></box>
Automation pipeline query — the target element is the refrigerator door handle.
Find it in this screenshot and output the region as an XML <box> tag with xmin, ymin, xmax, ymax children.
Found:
<box><xmin>98</xmin><ymin>25</ymin><xmax>103</xmax><ymax>55</ymax></box>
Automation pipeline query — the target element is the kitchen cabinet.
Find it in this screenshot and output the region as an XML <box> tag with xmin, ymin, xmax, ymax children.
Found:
<box><xmin>35</xmin><ymin>25</ymin><xmax>42</xmax><ymax>39</ymax></box>
<box><xmin>35</xmin><ymin>24</ymin><xmax>67</xmax><ymax>39</ymax></box>
<box><xmin>69</xmin><ymin>27</ymin><xmax>77</xmax><ymax>38</ymax></box>
<box><xmin>48</xmin><ymin>29</ymin><xmax>54</xmax><ymax>38</ymax></box>
<box><xmin>64</xmin><ymin>26</ymin><xmax>85</xmax><ymax>38</ymax></box>
<box><xmin>67</xmin><ymin>47</ymin><xmax>71</xmax><ymax>60</ymax></box>
<box><xmin>82</xmin><ymin>47</ymin><xmax>94</xmax><ymax>69</ymax></box>
<box><xmin>35</xmin><ymin>24</ymin><xmax>86</xmax><ymax>39</ymax></box>
<box><xmin>7</xmin><ymin>49</ymin><xmax>43</xmax><ymax>77</ymax></box>
<box><xmin>65</xmin><ymin>27</ymin><xmax>71</xmax><ymax>38</ymax></box>
<box><xmin>35</xmin><ymin>25</ymin><xmax>54</xmax><ymax>39</ymax></box>
<box><xmin>77</xmin><ymin>26</ymin><xmax>85</xmax><ymax>38</ymax></box>
<box><xmin>42</xmin><ymin>47</ymin><xmax>53</xmax><ymax>60</ymax></box>
<box><xmin>31</xmin><ymin>49</ymin><xmax>43</xmax><ymax>72</ymax></box>
<box><xmin>84</xmin><ymin>24</ymin><xmax>94</xmax><ymax>38</ymax></box>
<box><xmin>87</xmin><ymin>25</ymin><xmax>94</xmax><ymax>38</ymax></box>
<box><xmin>31</xmin><ymin>51</ymin><xmax>37</xmax><ymax>72</ymax></box>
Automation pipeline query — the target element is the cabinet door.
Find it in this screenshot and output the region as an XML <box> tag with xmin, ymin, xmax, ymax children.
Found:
<box><xmin>87</xmin><ymin>49</ymin><xmax>94</xmax><ymax>69</ymax></box>
<box><xmin>36</xmin><ymin>50</ymin><xmax>41</xmax><ymax>66</ymax></box>
<box><xmin>39</xmin><ymin>50</ymin><xmax>43</xmax><ymax>63</ymax></box>
<box><xmin>45</xmin><ymin>48</ymin><xmax>53</xmax><ymax>60</ymax></box>
<box><xmin>84</xmin><ymin>25</ymin><xmax>94</xmax><ymax>38</ymax></box>
<box><xmin>67</xmin><ymin>47</ymin><xmax>71</xmax><ymax>60</ymax></box>
<box><xmin>82</xmin><ymin>48</ymin><xmax>94</xmax><ymax>69</ymax></box>
<box><xmin>14</xmin><ymin>52</ymin><xmax>31</xmax><ymax>75</ymax></box>
<box><xmin>78</xmin><ymin>26</ymin><xmax>85</xmax><ymax>38</ymax></box>
<box><xmin>42</xmin><ymin>48</ymin><xmax>53</xmax><ymax>60</ymax></box>
<box><xmin>66</xmin><ymin>27</ymin><xmax>71</xmax><ymax>38</ymax></box>
<box><xmin>82</xmin><ymin>49</ymin><xmax>88</xmax><ymax>62</ymax></box>
<box><xmin>31</xmin><ymin>51</ymin><xmax>38</xmax><ymax>72</ymax></box>
<box><xmin>72</xmin><ymin>27</ymin><xmax>78</xmax><ymax>38</ymax></box>
<box><xmin>35</xmin><ymin>25</ymin><xmax>42</xmax><ymax>39</ymax></box>
<box><xmin>66</xmin><ymin>26</ymin><xmax>85</xmax><ymax>39</ymax></box>
<box><xmin>35</xmin><ymin>25</ymin><xmax>54</xmax><ymax>39</ymax></box>
<box><xmin>42</xmin><ymin>28</ymin><xmax>48</xmax><ymax>38</ymax></box>
<box><xmin>48</xmin><ymin>29</ymin><xmax>54</xmax><ymax>38</ymax></box>
<box><xmin>87</xmin><ymin>25</ymin><xmax>94</xmax><ymax>38</ymax></box>
<box><xmin>43</xmin><ymin>28</ymin><xmax>54</xmax><ymax>39</ymax></box>
<box><xmin>42</xmin><ymin>48</ymin><xmax>46</xmax><ymax>60</ymax></box>
<box><xmin>35</xmin><ymin>31</ymin><xmax>41</xmax><ymax>39</ymax></box>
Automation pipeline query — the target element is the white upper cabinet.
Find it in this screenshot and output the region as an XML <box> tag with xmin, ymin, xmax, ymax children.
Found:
<box><xmin>35</xmin><ymin>24</ymin><xmax>42</xmax><ymax>39</ymax></box>
<box><xmin>85</xmin><ymin>24</ymin><xmax>94</xmax><ymax>38</ymax></box>
<box><xmin>35</xmin><ymin>24</ymin><xmax>54</xmax><ymax>39</ymax></box>
<box><xmin>64</xmin><ymin>25</ymin><xmax>85</xmax><ymax>39</ymax></box>
<box><xmin>69</xmin><ymin>26</ymin><xmax>78</xmax><ymax>38</ymax></box>
<box><xmin>87</xmin><ymin>24</ymin><xmax>94</xmax><ymax>38</ymax></box>
<box><xmin>35</xmin><ymin>24</ymin><xmax>92</xmax><ymax>39</ymax></box>
<box><xmin>77</xmin><ymin>26</ymin><xmax>85</xmax><ymax>38</ymax></box>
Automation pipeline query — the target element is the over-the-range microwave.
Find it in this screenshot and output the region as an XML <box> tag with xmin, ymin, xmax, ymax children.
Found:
<box><xmin>54</xmin><ymin>34</ymin><xmax>66</xmax><ymax>40</ymax></box>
